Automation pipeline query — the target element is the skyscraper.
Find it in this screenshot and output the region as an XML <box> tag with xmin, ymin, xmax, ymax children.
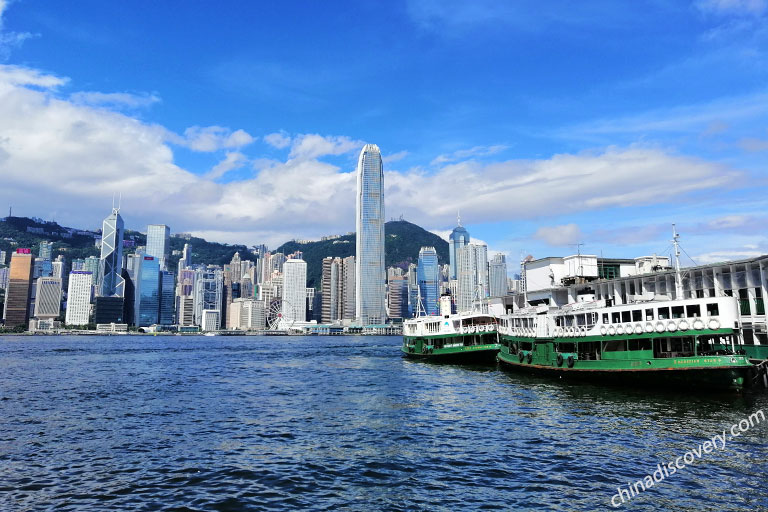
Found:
<box><xmin>135</xmin><ymin>255</ymin><xmax>160</xmax><ymax>327</ymax></box>
<box><xmin>3</xmin><ymin>249</ymin><xmax>34</xmax><ymax>328</ymax></box>
<box><xmin>65</xmin><ymin>271</ymin><xmax>92</xmax><ymax>326</ymax></box>
<box><xmin>448</xmin><ymin>216</ymin><xmax>470</xmax><ymax>280</ymax></box>
<box><xmin>180</xmin><ymin>243</ymin><xmax>192</xmax><ymax>270</ymax></box>
<box><xmin>456</xmin><ymin>244</ymin><xmax>489</xmax><ymax>312</ymax></box>
<box><xmin>489</xmin><ymin>253</ymin><xmax>508</xmax><ymax>297</ymax></box>
<box><xmin>98</xmin><ymin>207</ymin><xmax>125</xmax><ymax>298</ymax></box>
<box><xmin>282</xmin><ymin>258</ymin><xmax>307</xmax><ymax>327</ymax></box>
<box><xmin>417</xmin><ymin>247</ymin><xmax>440</xmax><ymax>316</ymax></box>
<box><xmin>355</xmin><ymin>143</ymin><xmax>386</xmax><ymax>325</ymax></box>
<box><xmin>34</xmin><ymin>277</ymin><xmax>62</xmax><ymax>319</ymax></box>
<box><xmin>146</xmin><ymin>224</ymin><xmax>170</xmax><ymax>270</ymax></box>
<box><xmin>159</xmin><ymin>270</ymin><xmax>175</xmax><ymax>325</ymax></box>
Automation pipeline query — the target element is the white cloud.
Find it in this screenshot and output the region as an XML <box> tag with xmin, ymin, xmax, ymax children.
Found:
<box><xmin>383</xmin><ymin>150</ymin><xmax>409</xmax><ymax>163</ymax></box>
<box><xmin>431</xmin><ymin>144</ymin><xmax>507</xmax><ymax>165</ymax></box>
<box><xmin>695</xmin><ymin>250</ymin><xmax>764</xmax><ymax>264</ymax></box>
<box><xmin>0</xmin><ymin>0</ymin><xmax>34</xmax><ymax>61</ymax></box>
<box><xmin>533</xmin><ymin>224</ymin><xmax>584</xmax><ymax>246</ymax></box>
<box><xmin>288</xmin><ymin>133</ymin><xmax>363</xmax><ymax>160</ymax></box>
<box><xmin>696</xmin><ymin>0</ymin><xmax>767</xmax><ymax>16</ymax></box>
<box><xmin>264</xmin><ymin>131</ymin><xmax>291</xmax><ymax>149</ymax></box>
<box><xmin>0</xmin><ymin>64</ymin><xmax>67</xmax><ymax>88</ymax></box>
<box><xmin>70</xmin><ymin>91</ymin><xmax>161</xmax><ymax>109</ymax></box>
<box><xmin>172</xmin><ymin>125</ymin><xmax>256</xmax><ymax>152</ymax></box>
<box><xmin>206</xmin><ymin>151</ymin><xmax>249</xmax><ymax>180</ymax></box>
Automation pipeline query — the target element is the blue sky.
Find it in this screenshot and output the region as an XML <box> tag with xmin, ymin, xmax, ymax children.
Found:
<box><xmin>0</xmin><ymin>0</ymin><xmax>767</xmax><ymax>268</ymax></box>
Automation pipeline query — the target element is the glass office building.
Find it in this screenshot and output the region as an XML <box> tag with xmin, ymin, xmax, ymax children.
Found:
<box><xmin>146</xmin><ymin>224</ymin><xmax>170</xmax><ymax>270</ymax></box>
<box><xmin>135</xmin><ymin>255</ymin><xmax>160</xmax><ymax>327</ymax></box>
<box><xmin>417</xmin><ymin>247</ymin><xmax>440</xmax><ymax>316</ymax></box>
<box><xmin>99</xmin><ymin>207</ymin><xmax>125</xmax><ymax>298</ymax></box>
<box><xmin>355</xmin><ymin>144</ymin><xmax>386</xmax><ymax>325</ymax></box>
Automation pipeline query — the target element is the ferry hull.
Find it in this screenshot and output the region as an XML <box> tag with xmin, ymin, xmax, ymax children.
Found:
<box><xmin>497</xmin><ymin>351</ymin><xmax>753</xmax><ymax>392</ymax></box>
<box><xmin>402</xmin><ymin>344</ymin><xmax>500</xmax><ymax>364</ymax></box>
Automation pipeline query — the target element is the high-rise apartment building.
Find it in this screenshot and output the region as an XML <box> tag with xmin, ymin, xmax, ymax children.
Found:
<box><xmin>489</xmin><ymin>254</ymin><xmax>508</xmax><ymax>297</ymax></box>
<box><xmin>3</xmin><ymin>249</ymin><xmax>34</xmax><ymax>328</ymax></box>
<box><xmin>387</xmin><ymin>276</ymin><xmax>408</xmax><ymax>319</ymax></box>
<box><xmin>282</xmin><ymin>258</ymin><xmax>307</xmax><ymax>327</ymax></box>
<box><xmin>98</xmin><ymin>207</ymin><xmax>125</xmax><ymax>298</ymax></box>
<box><xmin>417</xmin><ymin>247</ymin><xmax>440</xmax><ymax>316</ymax></box>
<box><xmin>65</xmin><ymin>271</ymin><xmax>92</xmax><ymax>325</ymax></box>
<box><xmin>146</xmin><ymin>224</ymin><xmax>170</xmax><ymax>270</ymax></box>
<box><xmin>180</xmin><ymin>243</ymin><xmax>192</xmax><ymax>270</ymax></box>
<box><xmin>456</xmin><ymin>244</ymin><xmax>489</xmax><ymax>312</ymax></box>
<box><xmin>355</xmin><ymin>144</ymin><xmax>386</xmax><ymax>325</ymax></box>
<box><xmin>34</xmin><ymin>277</ymin><xmax>62</xmax><ymax>319</ymax></box>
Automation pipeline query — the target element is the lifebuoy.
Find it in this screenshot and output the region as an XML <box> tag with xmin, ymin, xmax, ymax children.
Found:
<box><xmin>667</xmin><ymin>321</ymin><xmax>678</xmax><ymax>332</ymax></box>
<box><xmin>655</xmin><ymin>321</ymin><xmax>665</xmax><ymax>333</ymax></box>
<box><xmin>556</xmin><ymin>353</ymin><xmax>564</xmax><ymax>367</ymax></box>
<box><xmin>617</xmin><ymin>325</ymin><xmax>625</xmax><ymax>335</ymax></box>
<box><xmin>678</xmin><ymin>319</ymin><xmax>689</xmax><ymax>331</ymax></box>
<box><xmin>645</xmin><ymin>322</ymin><xmax>654</xmax><ymax>333</ymax></box>
<box><xmin>693</xmin><ymin>319</ymin><xmax>705</xmax><ymax>330</ymax></box>
<box><xmin>580</xmin><ymin>327</ymin><xmax>587</xmax><ymax>337</ymax></box>
<box><xmin>519</xmin><ymin>351</ymin><xmax>525</xmax><ymax>363</ymax></box>
<box><xmin>600</xmin><ymin>326</ymin><xmax>607</xmax><ymax>336</ymax></box>
<box><xmin>708</xmin><ymin>319</ymin><xmax>720</xmax><ymax>330</ymax></box>
<box><xmin>567</xmin><ymin>355</ymin><xmax>575</xmax><ymax>368</ymax></box>
<box><xmin>634</xmin><ymin>324</ymin><xmax>643</xmax><ymax>335</ymax></box>
<box><xmin>608</xmin><ymin>326</ymin><xmax>616</xmax><ymax>336</ymax></box>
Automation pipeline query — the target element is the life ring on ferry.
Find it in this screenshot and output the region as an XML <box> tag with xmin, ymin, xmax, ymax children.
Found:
<box><xmin>608</xmin><ymin>326</ymin><xmax>616</xmax><ymax>336</ymax></box>
<box><xmin>580</xmin><ymin>327</ymin><xmax>587</xmax><ymax>337</ymax></box>
<box><xmin>655</xmin><ymin>321</ymin><xmax>666</xmax><ymax>333</ymax></box>
<box><xmin>526</xmin><ymin>353</ymin><xmax>533</xmax><ymax>364</ymax></box>
<box><xmin>617</xmin><ymin>325</ymin><xmax>625</xmax><ymax>335</ymax></box>
<box><xmin>567</xmin><ymin>355</ymin><xmax>575</xmax><ymax>368</ymax></box>
<box><xmin>693</xmin><ymin>319</ymin><xmax>705</xmax><ymax>330</ymax></box>
<box><xmin>600</xmin><ymin>326</ymin><xmax>608</xmax><ymax>336</ymax></box>
<box><xmin>645</xmin><ymin>322</ymin><xmax>654</xmax><ymax>333</ymax></box>
<box><xmin>667</xmin><ymin>321</ymin><xmax>678</xmax><ymax>332</ymax></box>
<box><xmin>624</xmin><ymin>324</ymin><xmax>632</xmax><ymax>335</ymax></box>
<box><xmin>556</xmin><ymin>353</ymin><xmax>564</xmax><ymax>367</ymax></box>
<box><xmin>708</xmin><ymin>319</ymin><xmax>720</xmax><ymax>330</ymax></box>
<box><xmin>678</xmin><ymin>319</ymin><xmax>689</xmax><ymax>331</ymax></box>
<box><xmin>634</xmin><ymin>324</ymin><xmax>643</xmax><ymax>335</ymax></box>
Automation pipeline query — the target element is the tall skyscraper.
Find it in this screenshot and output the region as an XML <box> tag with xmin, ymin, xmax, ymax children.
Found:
<box><xmin>282</xmin><ymin>258</ymin><xmax>307</xmax><ymax>327</ymax></box>
<box><xmin>355</xmin><ymin>143</ymin><xmax>386</xmax><ymax>325</ymax></box>
<box><xmin>194</xmin><ymin>266</ymin><xmax>223</xmax><ymax>326</ymax></box>
<box><xmin>448</xmin><ymin>216</ymin><xmax>470</xmax><ymax>280</ymax></box>
<box><xmin>135</xmin><ymin>255</ymin><xmax>160</xmax><ymax>327</ymax></box>
<box><xmin>38</xmin><ymin>241</ymin><xmax>53</xmax><ymax>261</ymax></box>
<box><xmin>34</xmin><ymin>277</ymin><xmax>62</xmax><ymax>319</ymax></box>
<box><xmin>3</xmin><ymin>249</ymin><xmax>34</xmax><ymax>328</ymax></box>
<box><xmin>456</xmin><ymin>244</ymin><xmax>489</xmax><ymax>312</ymax></box>
<box><xmin>489</xmin><ymin>253</ymin><xmax>508</xmax><ymax>297</ymax></box>
<box><xmin>387</xmin><ymin>276</ymin><xmax>408</xmax><ymax>319</ymax></box>
<box><xmin>180</xmin><ymin>243</ymin><xmax>192</xmax><ymax>270</ymax></box>
<box><xmin>417</xmin><ymin>247</ymin><xmax>440</xmax><ymax>316</ymax></box>
<box><xmin>65</xmin><ymin>271</ymin><xmax>92</xmax><ymax>325</ymax></box>
<box><xmin>159</xmin><ymin>270</ymin><xmax>175</xmax><ymax>325</ymax></box>
<box><xmin>0</xmin><ymin>249</ymin><xmax>7</xmax><ymax>266</ymax></box>
<box><xmin>98</xmin><ymin>207</ymin><xmax>125</xmax><ymax>298</ymax></box>
<box><xmin>146</xmin><ymin>224</ymin><xmax>170</xmax><ymax>270</ymax></box>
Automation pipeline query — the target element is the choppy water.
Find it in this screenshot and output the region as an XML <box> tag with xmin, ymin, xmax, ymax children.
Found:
<box><xmin>0</xmin><ymin>335</ymin><xmax>766</xmax><ymax>511</ymax></box>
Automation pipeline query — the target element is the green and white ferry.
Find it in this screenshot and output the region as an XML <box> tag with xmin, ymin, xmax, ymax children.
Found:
<box><xmin>497</xmin><ymin>293</ymin><xmax>754</xmax><ymax>391</ymax></box>
<box><xmin>402</xmin><ymin>295</ymin><xmax>501</xmax><ymax>363</ymax></box>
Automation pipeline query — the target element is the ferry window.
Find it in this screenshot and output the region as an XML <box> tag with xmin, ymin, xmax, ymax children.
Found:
<box><xmin>628</xmin><ymin>339</ymin><xmax>652</xmax><ymax>351</ymax></box>
<box><xmin>557</xmin><ymin>342</ymin><xmax>576</xmax><ymax>352</ymax></box>
<box><xmin>671</xmin><ymin>306</ymin><xmax>684</xmax><ymax>319</ymax></box>
<box><xmin>658</xmin><ymin>307</ymin><xmax>670</xmax><ymax>320</ymax></box>
<box><xmin>645</xmin><ymin>309</ymin><xmax>654</xmax><ymax>320</ymax></box>
<box><xmin>589</xmin><ymin>313</ymin><xmax>597</xmax><ymax>327</ymax></box>
<box><xmin>577</xmin><ymin>314</ymin><xmax>586</xmax><ymax>326</ymax></box>
<box><xmin>603</xmin><ymin>340</ymin><xmax>627</xmax><ymax>352</ymax></box>
<box><xmin>612</xmin><ymin>312</ymin><xmax>620</xmax><ymax>323</ymax></box>
<box><xmin>686</xmin><ymin>305</ymin><xmax>701</xmax><ymax>318</ymax></box>
<box><xmin>632</xmin><ymin>310</ymin><xmax>642</xmax><ymax>322</ymax></box>
<box><xmin>621</xmin><ymin>311</ymin><xmax>631</xmax><ymax>323</ymax></box>
<box><xmin>707</xmin><ymin>303</ymin><xmax>719</xmax><ymax>316</ymax></box>
<box><xmin>521</xmin><ymin>341</ymin><xmax>533</xmax><ymax>351</ymax></box>
<box><xmin>602</xmin><ymin>313</ymin><xmax>609</xmax><ymax>324</ymax></box>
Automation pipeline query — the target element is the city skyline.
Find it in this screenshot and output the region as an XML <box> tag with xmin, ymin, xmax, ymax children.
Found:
<box><xmin>0</xmin><ymin>2</ymin><xmax>766</xmax><ymax>266</ymax></box>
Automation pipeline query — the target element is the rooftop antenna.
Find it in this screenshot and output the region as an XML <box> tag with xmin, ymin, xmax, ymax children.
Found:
<box><xmin>672</xmin><ymin>224</ymin><xmax>683</xmax><ymax>298</ymax></box>
<box><xmin>118</xmin><ymin>192</ymin><xmax>122</xmax><ymax>211</ymax></box>
<box><xmin>457</xmin><ymin>210</ymin><xmax>462</xmax><ymax>227</ymax></box>
<box><xmin>570</xmin><ymin>242</ymin><xmax>585</xmax><ymax>277</ymax></box>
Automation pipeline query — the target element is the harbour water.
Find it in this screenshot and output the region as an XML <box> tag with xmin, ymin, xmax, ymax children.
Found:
<box><xmin>1</xmin><ymin>335</ymin><xmax>766</xmax><ymax>511</ymax></box>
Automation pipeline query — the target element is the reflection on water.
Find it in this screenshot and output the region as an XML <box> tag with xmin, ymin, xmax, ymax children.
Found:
<box><xmin>0</xmin><ymin>335</ymin><xmax>766</xmax><ymax>511</ymax></box>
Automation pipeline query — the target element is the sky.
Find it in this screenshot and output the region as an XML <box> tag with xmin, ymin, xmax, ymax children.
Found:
<box><xmin>0</xmin><ymin>0</ymin><xmax>767</xmax><ymax>270</ymax></box>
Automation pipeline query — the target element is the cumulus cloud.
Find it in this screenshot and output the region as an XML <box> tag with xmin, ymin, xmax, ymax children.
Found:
<box><xmin>533</xmin><ymin>224</ymin><xmax>583</xmax><ymax>246</ymax></box>
<box><xmin>171</xmin><ymin>125</ymin><xmax>256</xmax><ymax>152</ymax></box>
<box><xmin>70</xmin><ymin>91</ymin><xmax>161</xmax><ymax>109</ymax></box>
<box><xmin>264</xmin><ymin>131</ymin><xmax>291</xmax><ymax>149</ymax></box>
<box><xmin>695</xmin><ymin>250</ymin><xmax>764</xmax><ymax>264</ymax></box>
<box><xmin>0</xmin><ymin>63</ymin><xmax>751</xmax><ymax>250</ymax></box>
<box><xmin>288</xmin><ymin>133</ymin><xmax>363</xmax><ymax>160</ymax></box>
<box><xmin>0</xmin><ymin>0</ymin><xmax>34</xmax><ymax>61</ymax></box>
<box><xmin>383</xmin><ymin>150</ymin><xmax>409</xmax><ymax>163</ymax></box>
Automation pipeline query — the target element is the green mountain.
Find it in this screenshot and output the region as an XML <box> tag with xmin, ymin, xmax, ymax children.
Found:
<box><xmin>277</xmin><ymin>220</ymin><xmax>449</xmax><ymax>289</ymax></box>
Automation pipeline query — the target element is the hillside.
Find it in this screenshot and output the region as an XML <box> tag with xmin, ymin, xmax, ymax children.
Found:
<box><xmin>277</xmin><ymin>220</ymin><xmax>449</xmax><ymax>289</ymax></box>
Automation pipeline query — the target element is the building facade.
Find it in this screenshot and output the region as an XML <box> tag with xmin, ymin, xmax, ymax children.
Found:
<box><xmin>65</xmin><ymin>271</ymin><xmax>92</xmax><ymax>326</ymax></box>
<box><xmin>34</xmin><ymin>276</ymin><xmax>62</xmax><ymax>319</ymax></box>
<box><xmin>448</xmin><ymin>222</ymin><xmax>470</xmax><ymax>280</ymax></box>
<box><xmin>146</xmin><ymin>224</ymin><xmax>170</xmax><ymax>270</ymax></box>
<box><xmin>3</xmin><ymin>249</ymin><xmax>34</xmax><ymax>328</ymax></box>
<box><xmin>417</xmin><ymin>246</ymin><xmax>440</xmax><ymax>316</ymax></box>
<box><xmin>282</xmin><ymin>258</ymin><xmax>307</xmax><ymax>327</ymax></box>
<box><xmin>355</xmin><ymin>143</ymin><xmax>386</xmax><ymax>325</ymax></box>
<box><xmin>98</xmin><ymin>207</ymin><xmax>125</xmax><ymax>298</ymax></box>
<box><xmin>489</xmin><ymin>253</ymin><xmax>508</xmax><ymax>297</ymax></box>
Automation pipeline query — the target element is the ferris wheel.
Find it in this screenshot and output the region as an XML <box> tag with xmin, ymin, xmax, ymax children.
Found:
<box><xmin>267</xmin><ymin>298</ymin><xmax>295</xmax><ymax>331</ymax></box>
